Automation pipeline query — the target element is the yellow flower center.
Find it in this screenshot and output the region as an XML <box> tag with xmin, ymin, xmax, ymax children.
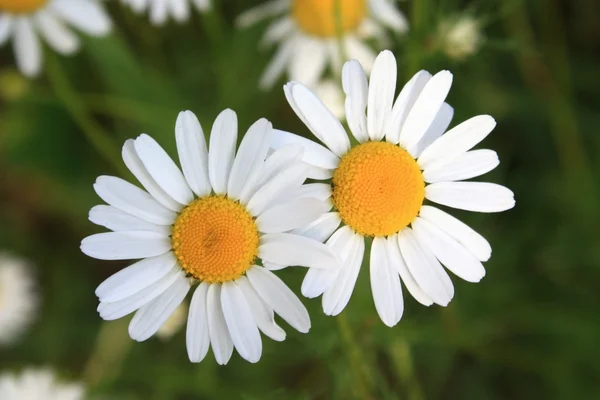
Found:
<box><xmin>0</xmin><ymin>0</ymin><xmax>47</xmax><ymax>13</ymax></box>
<box><xmin>171</xmin><ymin>196</ymin><xmax>259</xmax><ymax>283</ymax></box>
<box><xmin>292</xmin><ymin>0</ymin><xmax>367</xmax><ymax>38</ymax></box>
<box><xmin>332</xmin><ymin>142</ymin><xmax>425</xmax><ymax>237</ymax></box>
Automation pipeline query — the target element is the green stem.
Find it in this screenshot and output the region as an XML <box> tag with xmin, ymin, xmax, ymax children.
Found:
<box><xmin>391</xmin><ymin>339</ymin><xmax>424</xmax><ymax>400</ymax></box>
<box><xmin>337</xmin><ymin>313</ymin><xmax>373</xmax><ymax>399</ymax></box>
<box><xmin>406</xmin><ymin>0</ymin><xmax>429</xmax><ymax>79</ymax></box>
<box><xmin>201</xmin><ymin>5</ymin><xmax>226</xmax><ymax>49</ymax></box>
<box><xmin>45</xmin><ymin>55</ymin><xmax>127</xmax><ymax>176</ymax></box>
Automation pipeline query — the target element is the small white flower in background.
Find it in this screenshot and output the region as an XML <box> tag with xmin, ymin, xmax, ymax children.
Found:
<box><xmin>81</xmin><ymin>109</ymin><xmax>339</xmax><ymax>364</ymax></box>
<box><xmin>121</xmin><ymin>0</ymin><xmax>211</xmax><ymax>25</ymax></box>
<box><xmin>0</xmin><ymin>253</ymin><xmax>37</xmax><ymax>345</ymax></box>
<box><xmin>156</xmin><ymin>301</ymin><xmax>187</xmax><ymax>340</ymax></box>
<box><xmin>0</xmin><ymin>368</ymin><xmax>84</xmax><ymax>400</ymax></box>
<box><xmin>0</xmin><ymin>0</ymin><xmax>112</xmax><ymax>77</ymax></box>
<box><xmin>438</xmin><ymin>15</ymin><xmax>483</xmax><ymax>61</ymax></box>
<box><xmin>271</xmin><ymin>50</ymin><xmax>515</xmax><ymax>327</ymax></box>
<box><xmin>237</xmin><ymin>0</ymin><xmax>408</xmax><ymax>90</ymax></box>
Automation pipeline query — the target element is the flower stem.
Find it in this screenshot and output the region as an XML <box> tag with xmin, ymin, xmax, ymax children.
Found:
<box><xmin>334</xmin><ymin>0</ymin><xmax>349</xmax><ymax>64</ymax></box>
<box><xmin>337</xmin><ymin>313</ymin><xmax>373</xmax><ymax>399</ymax></box>
<box><xmin>45</xmin><ymin>54</ymin><xmax>127</xmax><ymax>177</ymax></box>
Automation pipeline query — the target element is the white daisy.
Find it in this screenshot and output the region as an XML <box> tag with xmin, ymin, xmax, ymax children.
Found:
<box><xmin>271</xmin><ymin>50</ymin><xmax>515</xmax><ymax>327</ymax></box>
<box><xmin>81</xmin><ymin>109</ymin><xmax>339</xmax><ymax>364</ymax></box>
<box><xmin>437</xmin><ymin>15</ymin><xmax>483</xmax><ymax>61</ymax></box>
<box><xmin>121</xmin><ymin>0</ymin><xmax>211</xmax><ymax>25</ymax></box>
<box><xmin>0</xmin><ymin>0</ymin><xmax>112</xmax><ymax>77</ymax></box>
<box><xmin>236</xmin><ymin>0</ymin><xmax>408</xmax><ymax>90</ymax></box>
<box><xmin>0</xmin><ymin>368</ymin><xmax>84</xmax><ymax>400</ymax></box>
<box><xmin>0</xmin><ymin>253</ymin><xmax>37</xmax><ymax>345</ymax></box>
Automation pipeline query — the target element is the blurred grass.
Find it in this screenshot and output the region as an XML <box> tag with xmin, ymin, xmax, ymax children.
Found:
<box><xmin>1</xmin><ymin>0</ymin><xmax>600</xmax><ymax>399</ymax></box>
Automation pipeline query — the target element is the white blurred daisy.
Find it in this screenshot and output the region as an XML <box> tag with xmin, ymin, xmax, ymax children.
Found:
<box><xmin>0</xmin><ymin>368</ymin><xmax>84</xmax><ymax>400</ymax></box>
<box><xmin>313</xmin><ymin>79</ymin><xmax>345</xmax><ymax>120</ymax></box>
<box><xmin>438</xmin><ymin>15</ymin><xmax>483</xmax><ymax>61</ymax></box>
<box><xmin>121</xmin><ymin>0</ymin><xmax>211</xmax><ymax>25</ymax></box>
<box><xmin>155</xmin><ymin>301</ymin><xmax>187</xmax><ymax>340</ymax></box>
<box><xmin>81</xmin><ymin>109</ymin><xmax>338</xmax><ymax>364</ymax></box>
<box><xmin>0</xmin><ymin>253</ymin><xmax>37</xmax><ymax>345</ymax></box>
<box><xmin>237</xmin><ymin>0</ymin><xmax>408</xmax><ymax>90</ymax></box>
<box><xmin>272</xmin><ymin>50</ymin><xmax>515</xmax><ymax>327</ymax></box>
<box><xmin>0</xmin><ymin>0</ymin><xmax>112</xmax><ymax>77</ymax></box>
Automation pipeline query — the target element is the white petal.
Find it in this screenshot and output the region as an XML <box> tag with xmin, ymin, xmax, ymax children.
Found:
<box><xmin>134</xmin><ymin>134</ymin><xmax>193</xmax><ymax>206</ymax></box>
<box><xmin>192</xmin><ymin>0</ymin><xmax>211</xmax><ymax>12</ymax></box>
<box><xmin>205</xmin><ymin>284</ymin><xmax>234</xmax><ymax>365</ymax></box>
<box><xmin>93</xmin><ymin>176</ymin><xmax>176</xmax><ymax>225</ymax></box>
<box><xmin>121</xmin><ymin>140</ymin><xmax>182</xmax><ymax>212</ymax></box>
<box><xmin>423</xmin><ymin>149</ymin><xmax>499</xmax><ymax>183</ymax></box>
<box><xmin>412</xmin><ymin>218</ymin><xmax>486</xmax><ymax>282</ymax></box>
<box><xmin>270</xmin><ymin>129</ymin><xmax>339</xmax><ymax>170</ymax></box>
<box><xmin>322</xmin><ymin>234</ymin><xmax>364</xmax><ymax>316</ymax></box>
<box><xmin>292</xmin><ymin>212</ymin><xmax>341</xmax><ymax>242</ymax></box>
<box><xmin>88</xmin><ymin>205</ymin><xmax>170</xmax><ymax>235</ymax></box>
<box><xmin>95</xmin><ymin>252</ymin><xmax>177</xmax><ymax>302</ymax></box>
<box><xmin>0</xmin><ymin>15</ymin><xmax>13</xmax><ymax>46</ymax></box>
<box><xmin>260</xmin><ymin>16</ymin><xmax>294</xmax><ymax>47</ymax></box>
<box><xmin>256</xmin><ymin>198</ymin><xmax>330</xmax><ymax>233</ymax></box>
<box><xmin>397</xmin><ymin>228</ymin><xmax>454</xmax><ymax>306</ymax></box>
<box><xmin>186</xmin><ymin>283</ymin><xmax>210</xmax><ymax>363</ymax></box>
<box><xmin>370</xmin><ymin>237</ymin><xmax>404</xmax><ymax>327</ymax></box>
<box><xmin>289</xmin><ymin>36</ymin><xmax>327</xmax><ymax>88</ymax></box>
<box><xmin>246</xmin><ymin>163</ymin><xmax>309</xmax><ymax>216</ymax></box>
<box><xmin>259</xmin><ymin>233</ymin><xmax>338</xmax><ymax>269</ymax></box>
<box><xmin>128</xmin><ymin>275</ymin><xmax>190</xmax><ymax>341</ymax></box>
<box><xmin>425</xmin><ymin>182</ymin><xmax>515</xmax><ymax>212</ymax></box>
<box><xmin>235</xmin><ymin>0</ymin><xmax>289</xmax><ymax>28</ymax></box>
<box><xmin>342</xmin><ymin>59</ymin><xmax>369</xmax><ymax>143</ymax></box>
<box><xmin>345</xmin><ymin>35</ymin><xmax>376</xmax><ymax>72</ymax></box>
<box><xmin>98</xmin><ymin>267</ymin><xmax>182</xmax><ymax>321</ymax></box>
<box><xmin>259</xmin><ymin>35</ymin><xmax>295</xmax><ymax>90</ymax></box>
<box><xmin>149</xmin><ymin>0</ymin><xmax>168</xmax><ymax>25</ymax></box>
<box><xmin>50</xmin><ymin>0</ymin><xmax>112</xmax><ymax>35</ymax></box>
<box><xmin>384</xmin><ymin>70</ymin><xmax>432</xmax><ymax>145</ymax></box>
<box><xmin>272</xmin><ymin>182</ymin><xmax>332</xmax><ymax>205</ymax></box>
<box><xmin>418</xmin><ymin>115</ymin><xmax>496</xmax><ymax>169</ymax></box>
<box><xmin>237</xmin><ymin>276</ymin><xmax>286</xmax><ymax>341</ymax></box>
<box><xmin>386</xmin><ymin>235</ymin><xmax>433</xmax><ymax>306</ymax></box>
<box><xmin>253</xmin><ymin>144</ymin><xmax>304</xmax><ymax>193</ymax></box>
<box><xmin>290</xmin><ymin>83</ymin><xmax>351</xmax><ymax>157</ymax></box>
<box><xmin>419</xmin><ymin>205</ymin><xmax>491</xmax><ymax>261</ymax></box>
<box><xmin>369</xmin><ymin>0</ymin><xmax>409</xmax><ymax>32</ymax></box>
<box><xmin>221</xmin><ymin>281</ymin><xmax>262</xmax><ymax>363</ymax></box>
<box><xmin>301</xmin><ymin>226</ymin><xmax>353</xmax><ymax>299</ymax></box>
<box><xmin>262</xmin><ymin>262</ymin><xmax>286</xmax><ymax>271</ymax></box>
<box><xmin>168</xmin><ymin>0</ymin><xmax>190</xmax><ymax>22</ymax></box>
<box><xmin>246</xmin><ymin>266</ymin><xmax>310</xmax><ymax>333</ymax></box>
<box><xmin>14</xmin><ymin>18</ymin><xmax>42</xmax><ymax>77</ymax></box>
<box><xmin>81</xmin><ymin>231</ymin><xmax>170</xmax><ymax>260</ymax></box>
<box><xmin>35</xmin><ymin>12</ymin><xmax>79</xmax><ymax>55</ymax></box>
<box><xmin>228</xmin><ymin>118</ymin><xmax>272</xmax><ymax>201</ymax></box>
<box><xmin>175</xmin><ymin>110</ymin><xmax>211</xmax><ymax>197</ymax></box>
<box><xmin>367</xmin><ymin>50</ymin><xmax>397</xmax><ymax>141</ymax></box>
<box><xmin>411</xmin><ymin>102</ymin><xmax>454</xmax><ymax>157</ymax></box>
<box><xmin>208</xmin><ymin>109</ymin><xmax>238</xmax><ymax>195</ymax></box>
<box><xmin>399</xmin><ymin>71</ymin><xmax>453</xmax><ymax>151</ymax></box>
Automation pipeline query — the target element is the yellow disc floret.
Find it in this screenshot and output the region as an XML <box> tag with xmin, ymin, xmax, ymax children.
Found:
<box><xmin>332</xmin><ymin>142</ymin><xmax>425</xmax><ymax>237</ymax></box>
<box><xmin>292</xmin><ymin>0</ymin><xmax>367</xmax><ymax>38</ymax></box>
<box><xmin>0</xmin><ymin>0</ymin><xmax>47</xmax><ymax>13</ymax></box>
<box><xmin>171</xmin><ymin>196</ymin><xmax>259</xmax><ymax>283</ymax></box>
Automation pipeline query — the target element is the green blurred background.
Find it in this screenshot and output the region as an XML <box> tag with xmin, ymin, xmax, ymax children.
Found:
<box><xmin>1</xmin><ymin>0</ymin><xmax>599</xmax><ymax>398</ymax></box>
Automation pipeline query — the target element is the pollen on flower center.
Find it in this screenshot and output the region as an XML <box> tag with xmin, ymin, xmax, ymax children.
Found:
<box><xmin>171</xmin><ymin>196</ymin><xmax>259</xmax><ymax>283</ymax></box>
<box><xmin>332</xmin><ymin>142</ymin><xmax>425</xmax><ymax>237</ymax></box>
<box><xmin>0</xmin><ymin>0</ymin><xmax>47</xmax><ymax>13</ymax></box>
<box><xmin>292</xmin><ymin>0</ymin><xmax>367</xmax><ymax>38</ymax></box>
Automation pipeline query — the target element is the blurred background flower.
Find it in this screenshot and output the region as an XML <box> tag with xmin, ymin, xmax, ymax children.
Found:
<box><xmin>0</xmin><ymin>253</ymin><xmax>37</xmax><ymax>345</ymax></box>
<box><xmin>0</xmin><ymin>0</ymin><xmax>599</xmax><ymax>398</ymax></box>
<box><xmin>0</xmin><ymin>367</ymin><xmax>84</xmax><ymax>400</ymax></box>
<box><xmin>120</xmin><ymin>0</ymin><xmax>211</xmax><ymax>25</ymax></box>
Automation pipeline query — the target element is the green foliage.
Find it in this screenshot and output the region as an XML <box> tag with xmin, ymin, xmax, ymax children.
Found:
<box><xmin>1</xmin><ymin>0</ymin><xmax>599</xmax><ymax>398</ymax></box>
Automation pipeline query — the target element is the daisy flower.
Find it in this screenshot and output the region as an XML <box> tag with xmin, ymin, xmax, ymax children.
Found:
<box><xmin>0</xmin><ymin>368</ymin><xmax>84</xmax><ymax>400</ymax></box>
<box><xmin>121</xmin><ymin>0</ymin><xmax>211</xmax><ymax>25</ymax></box>
<box><xmin>0</xmin><ymin>253</ymin><xmax>38</xmax><ymax>345</ymax></box>
<box><xmin>237</xmin><ymin>0</ymin><xmax>408</xmax><ymax>90</ymax></box>
<box><xmin>0</xmin><ymin>0</ymin><xmax>112</xmax><ymax>77</ymax></box>
<box><xmin>81</xmin><ymin>109</ymin><xmax>338</xmax><ymax>364</ymax></box>
<box><xmin>271</xmin><ymin>50</ymin><xmax>515</xmax><ymax>327</ymax></box>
